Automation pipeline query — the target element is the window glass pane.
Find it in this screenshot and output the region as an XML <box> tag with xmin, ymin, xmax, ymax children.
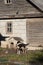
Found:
<box><xmin>10</xmin><ymin>28</ymin><xmax>12</xmax><ymax>32</ymax></box>
<box><xmin>7</xmin><ymin>28</ymin><xmax>9</xmax><ymax>32</ymax></box>
<box><xmin>10</xmin><ymin>23</ymin><xmax>12</xmax><ymax>27</ymax></box>
<box><xmin>7</xmin><ymin>0</ymin><xmax>8</xmax><ymax>3</ymax></box>
<box><xmin>9</xmin><ymin>0</ymin><xmax>10</xmax><ymax>3</ymax></box>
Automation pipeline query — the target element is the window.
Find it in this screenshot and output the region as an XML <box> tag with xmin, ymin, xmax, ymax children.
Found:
<box><xmin>4</xmin><ymin>0</ymin><xmax>12</xmax><ymax>4</ymax></box>
<box><xmin>7</xmin><ymin>22</ymin><xmax>12</xmax><ymax>33</ymax></box>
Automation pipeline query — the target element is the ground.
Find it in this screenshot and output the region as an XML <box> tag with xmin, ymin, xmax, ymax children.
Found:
<box><xmin>0</xmin><ymin>47</ymin><xmax>43</xmax><ymax>65</ymax></box>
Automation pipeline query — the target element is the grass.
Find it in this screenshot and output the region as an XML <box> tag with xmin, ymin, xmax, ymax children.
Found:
<box><xmin>0</xmin><ymin>54</ymin><xmax>28</xmax><ymax>62</ymax></box>
<box><xmin>0</xmin><ymin>48</ymin><xmax>43</xmax><ymax>65</ymax></box>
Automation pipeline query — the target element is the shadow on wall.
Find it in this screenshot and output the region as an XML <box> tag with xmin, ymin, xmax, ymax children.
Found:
<box><xmin>0</xmin><ymin>33</ymin><xmax>9</xmax><ymax>47</ymax></box>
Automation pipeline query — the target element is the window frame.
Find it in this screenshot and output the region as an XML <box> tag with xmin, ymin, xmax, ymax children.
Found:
<box><xmin>6</xmin><ymin>22</ymin><xmax>12</xmax><ymax>34</ymax></box>
<box><xmin>4</xmin><ymin>0</ymin><xmax>12</xmax><ymax>4</ymax></box>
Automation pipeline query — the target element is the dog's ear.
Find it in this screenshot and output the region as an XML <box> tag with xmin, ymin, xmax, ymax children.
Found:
<box><xmin>17</xmin><ymin>41</ymin><xmax>20</xmax><ymax>43</ymax></box>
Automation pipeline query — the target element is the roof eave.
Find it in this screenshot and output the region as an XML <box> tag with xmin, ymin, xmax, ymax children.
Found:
<box><xmin>29</xmin><ymin>0</ymin><xmax>43</xmax><ymax>12</ymax></box>
<box><xmin>0</xmin><ymin>13</ymin><xmax>43</xmax><ymax>19</ymax></box>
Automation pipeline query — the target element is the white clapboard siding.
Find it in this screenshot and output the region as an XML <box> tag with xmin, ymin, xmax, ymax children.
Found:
<box><xmin>0</xmin><ymin>19</ymin><xmax>26</xmax><ymax>44</ymax></box>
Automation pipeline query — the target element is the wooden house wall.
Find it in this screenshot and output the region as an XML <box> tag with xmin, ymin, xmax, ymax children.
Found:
<box><xmin>26</xmin><ymin>18</ymin><xmax>43</xmax><ymax>46</ymax></box>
